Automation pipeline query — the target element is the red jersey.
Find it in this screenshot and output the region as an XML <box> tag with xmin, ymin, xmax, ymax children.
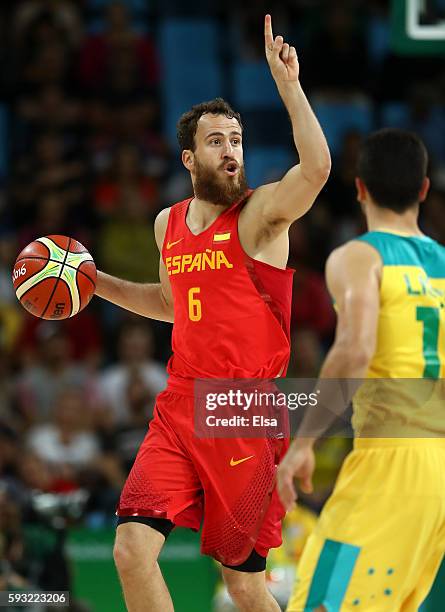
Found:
<box><xmin>162</xmin><ymin>193</ymin><xmax>294</xmax><ymax>380</ymax></box>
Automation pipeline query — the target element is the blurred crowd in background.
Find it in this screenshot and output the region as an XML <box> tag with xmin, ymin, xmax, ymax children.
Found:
<box><xmin>0</xmin><ymin>0</ymin><xmax>445</xmax><ymax>598</ymax></box>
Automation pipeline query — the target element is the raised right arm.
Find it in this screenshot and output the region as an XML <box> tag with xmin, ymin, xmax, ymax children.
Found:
<box><xmin>94</xmin><ymin>208</ymin><xmax>174</xmax><ymax>323</ymax></box>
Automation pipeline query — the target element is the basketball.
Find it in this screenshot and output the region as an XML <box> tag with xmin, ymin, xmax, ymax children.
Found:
<box><xmin>12</xmin><ymin>235</ymin><xmax>97</xmax><ymax>320</ymax></box>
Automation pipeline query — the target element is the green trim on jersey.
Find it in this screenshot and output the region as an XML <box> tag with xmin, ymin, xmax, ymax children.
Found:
<box><xmin>356</xmin><ymin>231</ymin><xmax>445</xmax><ymax>278</ymax></box>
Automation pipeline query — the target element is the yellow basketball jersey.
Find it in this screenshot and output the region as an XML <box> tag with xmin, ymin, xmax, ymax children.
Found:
<box><xmin>352</xmin><ymin>230</ymin><xmax>445</xmax><ymax>436</ymax></box>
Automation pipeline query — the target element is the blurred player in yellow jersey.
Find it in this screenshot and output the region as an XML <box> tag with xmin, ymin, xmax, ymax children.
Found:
<box><xmin>278</xmin><ymin>128</ymin><xmax>445</xmax><ymax>611</ymax></box>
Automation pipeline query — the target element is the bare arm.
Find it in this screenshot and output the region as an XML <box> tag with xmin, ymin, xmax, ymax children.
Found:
<box><xmin>277</xmin><ymin>241</ymin><xmax>381</xmax><ymax>509</ymax></box>
<box><xmin>296</xmin><ymin>241</ymin><xmax>381</xmax><ymax>438</ymax></box>
<box><xmin>239</xmin><ymin>16</ymin><xmax>330</xmax><ymax>261</ymax></box>
<box><xmin>319</xmin><ymin>242</ymin><xmax>381</xmax><ymax>378</ymax></box>
<box><xmin>249</xmin><ymin>16</ymin><xmax>331</xmax><ymax>230</ymax></box>
<box><xmin>94</xmin><ymin>208</ymin><xmax>174</xmax><ymax>323</ymax></box>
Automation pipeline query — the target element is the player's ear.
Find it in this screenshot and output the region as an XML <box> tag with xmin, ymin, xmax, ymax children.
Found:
<box><xmin>418</xmin><ymin>177</ymin><xmax>430</xmax><ymax>202</ymax></box>
<box><xmin>182</xmin><ymin>150</ymin><xmax>194</xmax><ymax>172</ymax></box>
<box><xmin>355</xmin><ymin>177</ymin><xmax>367</xmax><ymax>203</ymax></box>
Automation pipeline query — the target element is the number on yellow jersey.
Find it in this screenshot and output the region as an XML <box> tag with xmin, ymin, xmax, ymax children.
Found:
<box><xmin>416</xmin><ymin>306</ymin><xmax>441</xmax><ymax>379</ymax></box>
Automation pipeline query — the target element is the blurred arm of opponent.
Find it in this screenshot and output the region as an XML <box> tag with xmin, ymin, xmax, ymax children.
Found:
<box><xmin>277</xmin><ymin>241</ymin><xmax>381</xmax><ymax>510</ymax></box>
<box><xmin>240</xmin><ymin>14</ymin><xmax>331</xmax><ymax>257</ymax></box>
<box><xmin>94</xmin><ymin>208</ymin><xmax>174</xmax><ymax>323</ymax></box>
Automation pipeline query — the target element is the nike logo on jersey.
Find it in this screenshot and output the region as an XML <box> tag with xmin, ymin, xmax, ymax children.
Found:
<box><xmin>230</xmin><ymin>455</ymin><xmax>254</xmax><ymax>467</ymax></box>
<box><xmin>166</xmin><ymin>238</ymin><xmax>184</xmax><ymax>250</ymax></box>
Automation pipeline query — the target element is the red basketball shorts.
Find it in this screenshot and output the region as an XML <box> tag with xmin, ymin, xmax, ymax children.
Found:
<box><xmin>117</xmin><ymin>385</ymin><xmax>289</xmax><ymax>566</ymax></box>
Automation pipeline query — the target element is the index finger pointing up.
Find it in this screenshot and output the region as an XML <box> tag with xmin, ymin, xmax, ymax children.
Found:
<box><xmin>264</xmin><ymin>14</ymin><xmax>274</xmax><ymax>50</ymax></box>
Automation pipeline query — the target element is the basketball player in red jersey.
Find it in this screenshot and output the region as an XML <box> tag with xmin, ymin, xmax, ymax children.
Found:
<box><xmin>95</xmin><ymin>15</ymin><xmax>330</xmax><ymax>612</ymax></box>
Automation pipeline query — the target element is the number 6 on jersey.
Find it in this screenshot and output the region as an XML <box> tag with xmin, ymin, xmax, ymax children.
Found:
<box><xmin>188</xmin><ymin>287</ymin><xmax>202</xmax><ymax>321</ymax></box>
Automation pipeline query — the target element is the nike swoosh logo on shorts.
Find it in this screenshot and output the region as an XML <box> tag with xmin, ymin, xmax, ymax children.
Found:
<box><xmin>166</xmin><ymin>238</ymin><xmax>184</xmax><ymax>249</ymax></box>
<box><xmin>230</xmin><ymin>455</ymin><xmax>254</xmax><ymax>467</ymax></box>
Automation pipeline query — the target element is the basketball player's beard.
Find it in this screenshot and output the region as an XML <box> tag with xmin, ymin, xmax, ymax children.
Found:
<box><xmin>193</xmin><ymin>158</ymin><xmax>248</xmax><ymax>207</ymax></box>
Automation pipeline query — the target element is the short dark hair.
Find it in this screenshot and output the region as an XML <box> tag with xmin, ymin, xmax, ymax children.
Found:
<box><xmin>357</xmin><ymin>128</ymin><xmax>428</xmax><ymax>213</ymax></box>
<box><xmin>177</xmin><ymin>98</ymin><xmax>243</xmax><ymax>152</ymax></box>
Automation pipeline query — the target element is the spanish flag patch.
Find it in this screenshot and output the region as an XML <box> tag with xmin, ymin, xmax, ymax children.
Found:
<box><xmin>213</xmin><ymin>232</ymin><xmax>231</xmax><ymax>243</ymax></box>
